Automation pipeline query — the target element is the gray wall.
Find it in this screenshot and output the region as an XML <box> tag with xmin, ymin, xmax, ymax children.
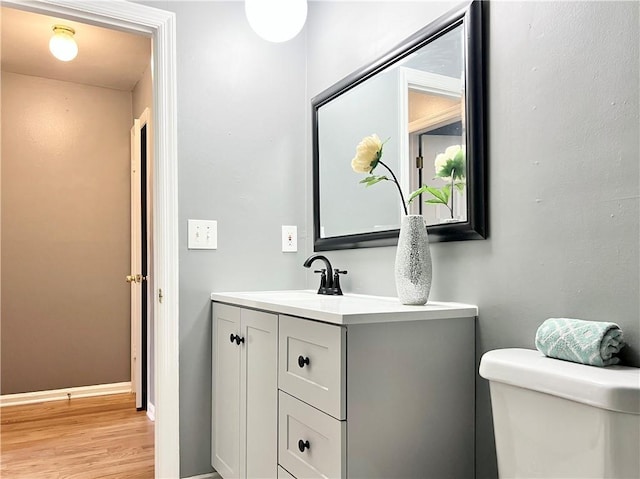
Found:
<box><xmin>306</xmin><ymin>2</ymin><xmax>639</xmax><ymax>479</ymax></box>
<box><xmin>148</xmin><ymin>1</ymin><xmax>639</xmax><ymax>477</ymax></box>
<box><xmin>155</xmin><ymin>2</ymin><xmax>307</xmax><ymax>476</ymax></box>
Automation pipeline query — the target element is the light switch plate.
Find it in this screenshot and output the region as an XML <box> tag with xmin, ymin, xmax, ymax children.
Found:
<box><xmin>188</xmin><ymin>219</ymin><xmax>217</xmax><ymax>250</ymax></box>
<box><xmin>282</xmin><ymin>225</ymin><xmax>297</xmax><ymax>252</ymax></box>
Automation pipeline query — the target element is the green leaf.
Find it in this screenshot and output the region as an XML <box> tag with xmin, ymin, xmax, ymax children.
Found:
<box><xmin>359</xmin><ymin>175</ymin><xmax>387</xmax><ymax>187</ymax></box>
<box><xmin>425</xmin><ymin>198</ymin><xmax>446</xmax><ymax>205</ymax></box>
<box><xmin>452</xmin><ymin>150</ymin><xmax>466</xmax><ymax>179</ymax></box>
<box><xmin>435</xmin><ymin>162</ymin><xmax>451</xmax><ymax>178</ymax></box>
<box><xmin>425</xmin><ymin>186</ymin><xmax>448</xmax><ymax>203</ymax></box>
<box><xmin>407</xmin><ymin>185</ymin><xmax>429</xmax><ymax>204</ymax></box>
<box><xmin>435</xmin><ymin>152</ymin><xmax>466</xmax><ymax>180</ymax></box>
<box><xmin>442</xmin><ymin>186</ymin><xmax>451</xmax><ymax>203</ymax></box>
<box><xmin>454</xmin><ymin>182</ymin><xmax>466</xmax><ymax>192</ymax></box>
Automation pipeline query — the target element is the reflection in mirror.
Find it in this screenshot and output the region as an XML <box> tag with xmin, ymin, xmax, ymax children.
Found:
<box><xmin>312</xmin><ymin>1</ymin><xmax>486</xmax><ymax>250</ymax></box>
<box><xmin>318</xmin><ymin>67</ymin><xmax>403</xmax><ymax>238</ymax></box>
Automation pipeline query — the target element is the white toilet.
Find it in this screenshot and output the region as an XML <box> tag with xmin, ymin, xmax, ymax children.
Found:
<box><xmin>479</xmin><ymin>348</ymin><xmax>640</xmax><ymax>478</ymax></box>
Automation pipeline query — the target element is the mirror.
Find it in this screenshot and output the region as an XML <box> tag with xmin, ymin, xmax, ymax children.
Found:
<box><xmin>312</xmin><ymin>1</ymin><xmax>486</xmax><ymax>251</ymax></box>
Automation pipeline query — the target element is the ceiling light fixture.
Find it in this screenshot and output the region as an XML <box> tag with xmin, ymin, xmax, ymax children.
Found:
<box><xmin>245</xmin><ymin>0</ymin><xmax>307</xmax><ymax>43</ymax></box>
<box><xmin>49</xmin><ymin>25</ymin><xmax>78</xmax><ymax>62</ymax></box>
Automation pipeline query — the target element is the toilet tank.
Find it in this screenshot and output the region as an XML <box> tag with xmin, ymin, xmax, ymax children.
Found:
<box><xmin>479</xmin><ymin>348</ymin><xmax>640</xmax><ymax>479</ymax></box>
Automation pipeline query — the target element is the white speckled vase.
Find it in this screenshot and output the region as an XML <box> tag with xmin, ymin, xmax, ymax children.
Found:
<box><xmin>395</xmin><ymin>214</ymin><xmax>432</xmax><ymax>305</ymax></box>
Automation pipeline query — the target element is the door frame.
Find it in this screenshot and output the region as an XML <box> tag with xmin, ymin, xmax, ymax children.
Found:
<box><xmin>2</xmin><ymin>1</ymin><xmax>180</xmax><ymax>477</ymax></box>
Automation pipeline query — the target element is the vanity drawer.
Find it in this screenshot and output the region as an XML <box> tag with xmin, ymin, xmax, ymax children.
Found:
<box><xmin>278</xmin><ymin>315</ymin><xmax>346</xmax><ymax>419</ymax></box>
<box><xmin>278</xmin><ymin>391</ymin><xmax>346</xmax><ymax>479</ymax></box>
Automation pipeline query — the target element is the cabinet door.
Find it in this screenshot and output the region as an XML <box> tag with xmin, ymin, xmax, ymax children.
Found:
<box><xmin>241</xmin><ymin>309</ymin><xmax>278</xmax><ymax>479</ymax></box>
<box><xmin>212</xmin><ymin>304</ymin><xmax>241</xmax><ymax>478</ymax></box>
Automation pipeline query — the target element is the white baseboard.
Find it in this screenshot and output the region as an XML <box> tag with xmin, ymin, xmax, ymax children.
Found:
<box><xmin>182</xmin><ymin>474</ymin><xmax>219</xmax><ymax>479</ymax></box>
<box><xmin>146</xmin><ymin>401</ymin><xmax>155</xmax><ymax>421</ymax></box>
<box><xmin>0</xmin><ymin>382</ymin><xmax>132</xmax><ymax>407</ymax></box>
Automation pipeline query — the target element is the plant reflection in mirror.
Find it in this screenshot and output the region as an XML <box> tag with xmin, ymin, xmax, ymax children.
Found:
<box><xmin>351</xmin><ymin>134</ymin><xmax>409</xmax><ymax>215</ymax></box>
<box><xmin>409</xmin><ymin>145</ymin><xmax>466</xmax><ymax>219</ymax></box>
<box><xmin>351</xmin><ymin>135</ymin><xmax>466</xmax><ymax>220</ymax></box>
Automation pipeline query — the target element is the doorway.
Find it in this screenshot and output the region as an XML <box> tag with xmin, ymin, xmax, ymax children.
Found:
<box><xmin>0</xmin><ymin>1</ymin><xmax>179</xmax><ymax>477</ymax></box>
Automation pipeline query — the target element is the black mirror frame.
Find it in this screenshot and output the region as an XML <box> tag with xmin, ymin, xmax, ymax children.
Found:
<box><xmin>312</xmin><ymin>0</ymin><xmax>487</xmax><ymax>251</ymax></box>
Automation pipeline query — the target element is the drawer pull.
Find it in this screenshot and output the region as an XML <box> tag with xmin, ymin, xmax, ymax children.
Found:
<box><xmin>298</xmin><ymin>439</ymin><xmax>310</xmax><ymax>453</ymax></box>
<box><xmin>230</xmin><ymin>334</ymin><xmax>245</xmax><ymax>345</ymax></box>
<box><xmin>297</xmin><ymin>355</ymin><xmax>310</xmax><ymax>368</ymax></box>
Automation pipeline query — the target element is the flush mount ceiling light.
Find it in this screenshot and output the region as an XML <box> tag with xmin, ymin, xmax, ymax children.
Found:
<box><xmin>49</xmin><ymin>25</ymin><xmax>78</xmax><ymax>62</ymax></box>
<box><xmin>245</xmin><ymin>0</ymin><xmax>307</xmax><ymax>43</ymax></box>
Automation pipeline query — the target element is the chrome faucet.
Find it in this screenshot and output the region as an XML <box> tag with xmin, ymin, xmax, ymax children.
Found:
<box><xmin>303</xmin><ymin>254</ymin><xmax>347</xmax><ymax>296</ymax></box>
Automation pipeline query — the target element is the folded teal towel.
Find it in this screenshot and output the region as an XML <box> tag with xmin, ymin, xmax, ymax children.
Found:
<box><xmin>535</xmin><ymin>318</ymin><xmax>625</xmax><ymax>367</ymax></box>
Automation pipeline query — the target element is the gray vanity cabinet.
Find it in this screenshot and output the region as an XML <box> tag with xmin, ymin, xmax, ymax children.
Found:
<box><xmin>277</xmin><ymin>314</ymin><xmax>475</xmax><ymax>479</ymax></box>
<box><xmin>211</xmin><ymin>292</ymin><xmax>477</xmax><ymax>479</ymax></box>
<box><xmin>211</xmin><ymin>303</ymin><xmax>278</xmax><ymax>479</ymax></box>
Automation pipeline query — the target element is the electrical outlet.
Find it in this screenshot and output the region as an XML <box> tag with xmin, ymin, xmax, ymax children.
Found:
<box><xmin>188</xmin><ymin>219</ymin><xmax>217</xmax><ymax>249</ymax></box>
<box><xmin>282</xmin><ymin>225</ymin><xmax>297</xmax><ymax>252</ymax></box>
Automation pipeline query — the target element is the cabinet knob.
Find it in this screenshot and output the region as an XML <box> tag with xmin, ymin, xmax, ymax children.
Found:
<box><xmin>298</xmin><ymin>439</ymin><xmax>310</xmax><ymax>453</ymax></box>
<box><xmin>229</xmin><ymin>334</ymin><xmax>245</xmax><ymax>345</ymax></box>
<box><xmin>297</xmin><ymin>355</ymin><xmax>310</xmax><ymax>368</ymax></box>
<box><xmin>229</xmin><ymin>333</ymin><xmax>236</xmax><ymax>344</ymax></box>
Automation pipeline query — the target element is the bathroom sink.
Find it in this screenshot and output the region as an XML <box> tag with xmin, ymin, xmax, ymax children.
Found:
<box><xmin>211</xmin><ymin>290</ymin><xmax>478</xmax><ymax>325</ymax></box>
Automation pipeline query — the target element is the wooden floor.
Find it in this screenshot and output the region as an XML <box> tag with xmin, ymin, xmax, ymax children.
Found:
<box><xmin>0</xmin><ymin>393</ymin><xmax>154</xmax><ymax>478</ymax></box>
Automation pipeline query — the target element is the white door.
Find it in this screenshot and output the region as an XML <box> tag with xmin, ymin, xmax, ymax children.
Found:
<box><xmin>129</xmin><ymin>108</ymin><xmax>151</xmax><ymax>410</ymax></box>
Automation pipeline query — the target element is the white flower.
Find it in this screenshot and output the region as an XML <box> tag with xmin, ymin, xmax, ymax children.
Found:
<box><xmin>352</xmin><ymin>134</ymin><xmax>409</xmax><ymax>215</ymax></box>
<box><xmin>351</xmin><ymin>134</ymin><xmax>383</xmax><ymax>173</ymax></box>
<box><xmin>434</xmin><ymin>144</ymin><xmax>464</xmax><ymax>181</ymax></box>
<box><xmin>434</xmin><ymin>152</ymin><xmax>449</xmax><ymax>176</ymax></box>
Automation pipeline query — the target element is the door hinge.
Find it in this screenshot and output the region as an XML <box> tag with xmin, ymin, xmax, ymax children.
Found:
<box><xmin>416</xmin><ymin>156</ymin><xmax>424</xmax><ymax>169</ymax></box>
<box><xmin>158</xmin><ymin>288</ymin><xmax>164</xmax><ymax>303</ymax></box>
<box><xmin>126</xmin><ymin>274</ymin><xmax>148</xmax><ymax>283</ymax></box>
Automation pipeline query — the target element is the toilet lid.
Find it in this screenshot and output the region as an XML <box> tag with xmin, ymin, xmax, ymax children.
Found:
<box><xmin>479</xmin><ymin>348</ymin><xmax>640</xmax><ymax>414</ymax></box>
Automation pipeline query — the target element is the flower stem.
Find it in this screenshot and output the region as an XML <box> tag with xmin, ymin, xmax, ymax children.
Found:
<box><xmin>450</xmin><ymin>168</ymin><xmax>455</xmax><ymax>219</ymax></box>
<box><xmin>379</xmin><ymin>160</ymin><xmax>408</xmax><ymax>216</ymax></box>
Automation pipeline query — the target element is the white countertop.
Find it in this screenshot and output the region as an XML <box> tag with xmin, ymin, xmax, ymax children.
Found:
<box><xmin>210</xmin><ymin>290</ymin><xmax>478</xmax><ymax>325</ymax></box>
